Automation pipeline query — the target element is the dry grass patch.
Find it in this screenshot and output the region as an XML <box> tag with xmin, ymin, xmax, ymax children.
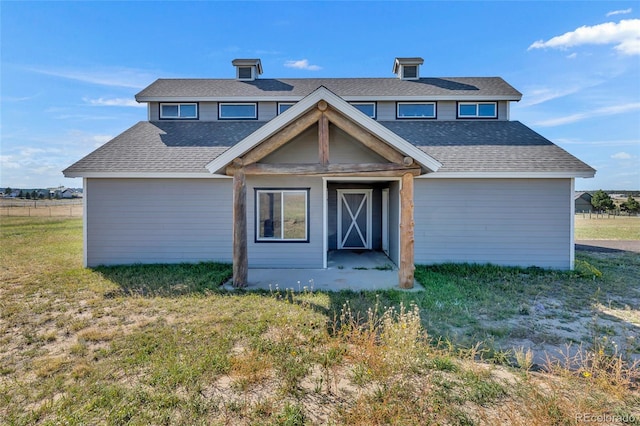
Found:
<box><xmin>1</xmin><ymin>217</ymin><xmax>639</xmax><ymax>425</ymax></box>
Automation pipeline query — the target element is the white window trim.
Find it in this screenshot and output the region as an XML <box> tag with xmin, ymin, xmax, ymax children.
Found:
<box><xmin>277</xmin><ymin>102</ymin><xmax>295</xmax><ymax>115</ymax></box>
<box><xmin>219</xmin><ymin>102</ymin><xmax>258</xmax><ymax>120</ymax></box>
<box><xmin>256</xmin><ymin>189</ymin><xmax>309</xmax><ymax>242</ymax></box>
<box><xmin>396</xmin><ymin>102</ymin><xmax>436</xmax><ymax>119</ymax></box>
<box><xmin>350</xmin><ymin>102</ymin><xmax>377</xmax><ymax>119</ymax></box>
<box><xmin>457</xmin><ymin>102</ymin><xmax>497</xmax><ymax>118</ymax></box>
<box><xmin>159</xmin><ymin>103</ymin><xmax>198</xmax><ymax>119</ymax></box>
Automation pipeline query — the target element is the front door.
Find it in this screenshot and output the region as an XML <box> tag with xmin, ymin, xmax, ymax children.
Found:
<box><xmin>337</xmin><ymin>189</ymin><xmax>372</xmax><ymax>249</ymax></box>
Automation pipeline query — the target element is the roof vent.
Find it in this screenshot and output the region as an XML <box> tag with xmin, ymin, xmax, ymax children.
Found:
<box><xmin>232</xmin><ymin>59</ymin><xmax>263</xmax><ymax>81</ymax></box>
<box><xmin>392</xmin><ymin>57</ymin><xmax>424</xmax><ymax>80</ymax></box>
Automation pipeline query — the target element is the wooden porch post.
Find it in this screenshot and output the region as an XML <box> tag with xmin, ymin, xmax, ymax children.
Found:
<box><xmin>232</xmin><ymin>167</ymin><xmax>248</xmax><ymax>287</ymax></box>
<box><xmin>399</xmin><ymin>172</ymin><xmax>415</xmax><ymax>289</ymax></box>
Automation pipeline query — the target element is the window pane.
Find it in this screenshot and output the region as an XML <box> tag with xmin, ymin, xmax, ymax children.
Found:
<box><xmin>180</xmin><ymin>104</ymin><xmax>197</xmax><ymax>118</ymax></box>
<box><xmin>459</xmin><ymin>104</ymin><xmax>477</xmax><ymax>116</ymax></box>
<box><xmin>283</xmin><ymin>192</ymin><xmax>306</xmax><ymax>239</ymax></box>
<box><xmin>278</xmin><ymin>103</ymin><xmax>293</xmax><ymax>114</ymax></box>
<box><xmin>220</xmin><ymin>104</ymin><xmax>257</xmax><ymax>119</ymax></box>
<box><xmin>478</xmin><ymin>103</ymin><xmax>496</xmax><ymax>117</ymax></box>
<box><xmin>398</xmin><ymin>103</ymin><xmax>434</xmax><ymax>118</ymax></box>
<box><xmin>161</xmin><ymin>104</ymin><xmax>179</xmax><ymax>117</ymax></box>
<box><xmin>352</xmin><ymin>103</ymin><xmax>375</xmax><ymax>118</ymax></box>
<box><xmin>258</xmin><ymin>192</ymin><xmax>281</xmax><ymax>239</ymax></box>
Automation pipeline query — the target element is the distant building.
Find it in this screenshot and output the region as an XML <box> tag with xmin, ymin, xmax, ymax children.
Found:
<box><xmin>574</xmin><ymin>192</ymin><xmax>593</xmax><ymax>213</ymax></box>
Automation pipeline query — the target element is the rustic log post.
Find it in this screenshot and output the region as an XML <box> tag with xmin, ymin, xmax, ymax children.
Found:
<box><xmin>318</xmin><ymin>112</ymin><xmax>329</xmax><ymax>165</ymax></box>
<box><xmin>399</xmin><ymin>172</ymin><xmax>415</xmax><ymax>289</ymax></box>
<box><xmin>232</xmin><ymin>167</ymin><xmax>248</xmax><ymax>287</ymax></box>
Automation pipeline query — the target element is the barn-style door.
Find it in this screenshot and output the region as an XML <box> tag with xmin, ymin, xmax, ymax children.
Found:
<box><xmin>337</xmin><ymin>189</ymin><xmax>372</xmax><ymax>249</ymax></box>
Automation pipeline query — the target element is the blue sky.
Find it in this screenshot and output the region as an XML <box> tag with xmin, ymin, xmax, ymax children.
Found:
<box><xmin>1</xmin><ymin>1</ymin><xmax>639</xmax><ymax>190</ymax></box>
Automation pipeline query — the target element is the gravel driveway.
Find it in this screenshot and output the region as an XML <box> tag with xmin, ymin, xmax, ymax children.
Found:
<box><xmin>575</xmin><ymin>240</ymin><xmax>640</xmax><ymax>253</ymax></box>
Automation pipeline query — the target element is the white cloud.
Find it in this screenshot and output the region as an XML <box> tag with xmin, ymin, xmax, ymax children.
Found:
<box><xmin>528</xmin><ymin>19</ymin><xmax>640</xmax><ymax>56</ymax></box>
<box><xmin>84</xmin><ymin>97</ymin><xmax>144</xmax><ymax>108</ymax></box>
<box><xmin>566</xmin><ymin>52</ymin><xmax>578</xmax><ymax>59</ymax></box>
<box><xmin>0</xmin><ymin>155</ymin><xmax>20</xmax><ymax>169</ymax></box>
<box><xmin>26</xmin><ymin>66</ymin><xmax>156</xmax><ymax>88</ymax></box>
<box><xmin>284</xmin><ymin>59</ymin><xmax>322</xmax><ymax>71</ymax></box>
<box><xmin>611</xmin><ymin>151</ymin><xmax>633</xmax><ymax>159</ymax></box>
<box><xmin>534</xmin><ymin>102</ymin><xmax>640</xmax><ymax>126</ymax></box>
<box><xmin>607</xmin><ymin>8</ymin><xmax>632</xmax><ymax>17</ymax></box>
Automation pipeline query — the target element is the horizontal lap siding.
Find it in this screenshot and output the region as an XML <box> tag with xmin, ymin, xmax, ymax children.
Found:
<box><xmin>86</xmin><ymin>178</ymin><xmax>232</xmax><ymax>266</ymax></box>
<box><xmin>247</xmin><ymin>176</ymin><xmax>323</xmax><ymax>268</ymax></box>
<box><xmin>414</xmin><ymin>178</ymin><xmax>571</xmax><ymax>269</ymax></box>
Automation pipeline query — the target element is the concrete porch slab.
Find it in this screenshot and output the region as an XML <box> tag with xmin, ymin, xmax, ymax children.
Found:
<box><xmin>223</xmin><ymin>250</ymin><xmax>423</xmax><ymax>292</ymax></box>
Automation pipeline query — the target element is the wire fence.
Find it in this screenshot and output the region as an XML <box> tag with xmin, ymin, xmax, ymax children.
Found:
<box><xmin>0</xmin><ymin>200</ymin><xmax>83</xmax><ymax>217</ymax></box>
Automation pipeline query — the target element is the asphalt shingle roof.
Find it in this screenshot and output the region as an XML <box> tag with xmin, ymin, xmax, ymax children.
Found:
<box><xmin>135</xmin><ymin>77</ymin><xmax>522</xmax><ymax>100</ymax></box>
<box><xmin>381</xmin><ymin>121</ymin><xmax>595</xmax><ymax>173</ymax></box>
<box><xmin>63</xmin><ymin>120</ymin><xmax>594</xmax><ymax>176</ymax></box>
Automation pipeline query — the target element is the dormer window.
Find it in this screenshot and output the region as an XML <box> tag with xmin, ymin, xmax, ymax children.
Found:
<box><xmin>238</xmin><ymin>67</ymin><xmax>253</xmax><ymax>80</ymax></box>
<box><xmin>402</xmin><ymin>66</ymin><xmax>417</xmax><ymax>79</ymax></box>
<box><xmin>393</xmin><ymin>57</ymin><xmax>424</xmax><ymax>80</ymax></box>
<box><xmin>232</xmin><ymin>59</ymin><xmax>263</xmax><ymax>81</ymax></box>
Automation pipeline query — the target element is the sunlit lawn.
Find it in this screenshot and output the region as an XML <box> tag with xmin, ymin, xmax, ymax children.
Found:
<box><xmin>1</xmin><ymin>217</ymin><xmax>638</xmax><ymax>425</ymax></box>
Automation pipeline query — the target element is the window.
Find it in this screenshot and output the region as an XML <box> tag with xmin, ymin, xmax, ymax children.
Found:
<box><xmin>458</xmin><ymin>102</ymin><xmax>497</xmax><ymax>118</ymax></box>
<box><xmin>219</xmin><ymin>103</ymin><xmax>257</xmax><ymax>120</ymax></box>
<box><xmin>397</xmin><ymin>102</ymin><xmax>436</xmax><ymax>119</ymax></box>
<box><xmin>238</xmin><ymin>66</ymin><xmax>253</xmax><ymax>80</ymax></box>
<box><xmin>160</xmin><ymin>103</ymin><xmax>198</xmax><ymax>119</ymax></box>
<box><xmin>278</xmin><ymin>102</ymin><xmax>295</xmax><ymax>114</ymax></box>
<box><xmin>256</xmin><ymin>189</ymin><xmax>309</xmax><ymax>242</ymax></box>
<box><xmin>350</xmin><ymin>102</ymin><xmax>376</xmax><ymax>118</ymax></box>
<box><xmin>402</xmin><ymin>65</ymin><xmax>418</xmax><ymax>79</ymax></box>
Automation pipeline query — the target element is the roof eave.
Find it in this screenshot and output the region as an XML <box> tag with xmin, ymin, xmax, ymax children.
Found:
<box><xmin>135</xmin><ymin>95</ymin><xmax>523</xmax><ymax>103</ymax></box>
<box><xmin>419</xmin><ymin>171</ymin><xmax>596</xmax><ymax>179</ymax></box>
<box><xmin>63</xmin><ymin>171</ymin><xmax>231</xmax><ymax>179</ymax></box>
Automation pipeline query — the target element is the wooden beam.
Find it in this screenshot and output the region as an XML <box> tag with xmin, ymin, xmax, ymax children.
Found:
<box><xmin>399</xmin><ymin>172</ymin><xmax>415</xmax><ymax>289</ymax></box>
<box><xmin>318</xmin><ymin>113</ymin><xmax>329</xmax><ymax>166</ymax></box>
<box><xmin>236</xmin><ymin>163</ymin><xmax>421</xmax><ymax>177</ymax></box>
<box><xmin>323</xmin><ymin>108</ymin><xmax>406</xmax><ymax>164</ymax></box>
<box><xmin>241</xmin><ymin>109</ymin><xmax>322</xmax><ymax>165</ymax></box>
<box><xmin>232</xmin><ymin>168</ymin><xmax>248</xmax><ymax>288</ymax></box>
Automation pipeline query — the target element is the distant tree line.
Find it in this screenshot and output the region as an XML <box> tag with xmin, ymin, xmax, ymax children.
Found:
<box><xmin>591</xmin><ymin>189</ymin><xmax>640</xmax><ymax>215</ymax></box>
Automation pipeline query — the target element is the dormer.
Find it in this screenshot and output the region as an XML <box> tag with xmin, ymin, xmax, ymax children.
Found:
<box><xmin>232</xmin><ymin>59</ymin><xmax>263</xmax><ymax>81</ymax></box>
<box><xmin>393</xmin><ymin>57</ymin><xmax>424</xmax><ymax>80</ymax></box>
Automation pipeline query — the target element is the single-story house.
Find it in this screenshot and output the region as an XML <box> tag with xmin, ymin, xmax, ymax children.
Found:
<box><xmin>63</xmin><ymin>57</ymin><xmax>595</xmax><ymax>288</ymax></box>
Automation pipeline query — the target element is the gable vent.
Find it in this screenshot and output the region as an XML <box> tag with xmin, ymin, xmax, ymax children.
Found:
<box><xmin>393</xmin><ymin>57</ymin><xmax>424</xmax><ymax>80</ymax></box>
<box><xmin>232</xmin><ymin>59</ymin><xmax>263</xmax><ymax>81</ymax></box>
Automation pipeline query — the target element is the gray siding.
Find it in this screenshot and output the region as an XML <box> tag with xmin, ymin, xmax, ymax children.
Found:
<box><xmin>148</xmin><ymin>100</ymin><xmax>509</xmax><ymax>122</ymax></box>
<box><xmin>413</xmin><ymin>178</ymin><xmax>572</xmax><ymax>269</ymax></box>
<box><xmin>246</xmin><ymin>176</ymin><xmax>324</xmax><ymax>268</ymax></box>
<box><xmin>86</xmin><ymin>178</ymin><xmax>232</xmax><ymax>266</ymax></box>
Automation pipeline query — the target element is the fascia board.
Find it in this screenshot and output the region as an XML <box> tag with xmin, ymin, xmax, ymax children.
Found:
<box><xmin>63</xmin><ymin>172</ymin><xmax>231</xmax><ymax>179</ymax></box>
<box><xmin>136</xmin><ymin>95</ymin><xmax>522</xmax><ymax>103</ymax></box>
<box><xmin>418</xmin><ymin>171</ymin><xmax>596</xmax><ymax>179</ymax></box>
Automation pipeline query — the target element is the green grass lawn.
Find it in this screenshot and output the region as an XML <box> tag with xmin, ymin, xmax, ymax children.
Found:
<box><xmin>1</xmin><ymin>217</ymin><xmax>638</xmax><ymax>425</ymax></box>
<box><xmin>575</xmin><ymin>215</ymin><xmax>640</xmax><ymax>240</ymax></box>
